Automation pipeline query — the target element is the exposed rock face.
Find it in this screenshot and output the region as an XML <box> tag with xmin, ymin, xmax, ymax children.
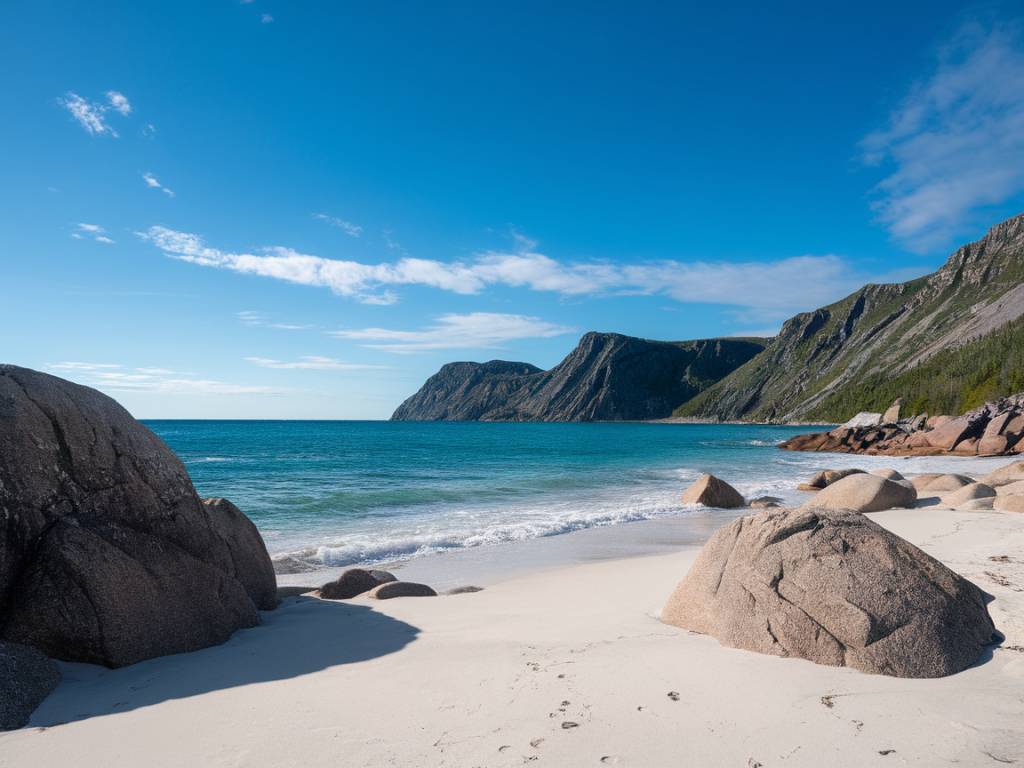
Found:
<box><xmin>681</xmin><ymin>474</ymin><xmax>745</xmax><ymax>508</ymax></box>
<box><xmin>368</xmin><ymin>582</ymin><xmax>438</xmax><ymax>599</ymax></box>
<box><xmin>0</xmin><ymin>642</ymin><xmax>60</xmax><ymax>730</ymax></box>
<box><xmin>0</xmin><ymin>365</ymin><xmax>276</xmax><ymax>668</ymax></box>
<box><xmin>319</xmin><ymin>568</ymin><xmax>396</xmax><ymax>599</ymax></box>
<box><xmin>779</xmin><ymin>393</ymin><xmax>1024</xmax><ymax>457</ymax></box>
<box><xmin>882</xmin><ymin>399</ymin><xmax>902</xmax><ymax>424</ymax></box>
<box><xmin>678</xmin><ymin>213</ymin><xmax>1024</xmax><ymax>422</ymax></box>
<box><xmin>800</xmin><ymin>473</ymin><xmax>916</xmax><ymax>513</ymax></box>
<box><xmin>391</xmin><ymin>333</ymin><xmax>766</xmax><ymax>421</ymax></box>
<box><xmin>661</xmin><ymin>508</ymin><xmax>997</xmax><ymax>677</ymax></box>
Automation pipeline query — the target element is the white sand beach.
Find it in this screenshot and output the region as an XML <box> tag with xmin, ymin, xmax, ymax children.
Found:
<box><xmin>3</xmin><ymin>500</ymin><xmax>1023</xmax><ymax>768</ymax></box>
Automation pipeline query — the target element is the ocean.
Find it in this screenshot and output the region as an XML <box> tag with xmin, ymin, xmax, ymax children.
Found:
<box><xmin>146</xmin><ymin>420</ymin><xmax>1007</xmax><ymax>579</ymax></box>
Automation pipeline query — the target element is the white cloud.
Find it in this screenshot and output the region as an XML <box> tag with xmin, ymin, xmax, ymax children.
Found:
<box><xmin>106</xmin><ymin>90</ymin><xmax>132</xmax><ymax>115</ymax></box>
<box><xmin>237</xmin><ymin>310</ymin><xmax>313</xmax><ymax>330</ymax></box>
<box><xmin>140</xmin><ymin>225</ymin><xmax>869</xmax><ymax>318</ymax></box>
<box><xmin>261</xmin><ymin>13</ymin><xmax>273</xmax><ymax>23</ymax></box>
<box><xmin>862</xmin><ymin>22</ymin><xmax>1024</xmax><ymax>251</ymax></box>
<box><xmin>313</xmin><ymin>213</ymin><xmax>362</xmax><ymax>237</ymax></box>
<box><xmin>49</xmin><ymin>362</ymin><xmax>277</xmax><ymax>394</ymax></box>
<box><xmin>328</xmin><ymin>312</ymin><xmax>575</xmax><ymax>353</ymax></box>
<box><xmin>245</xmin><ymin>356</ymin><xmax>385</xmax><ymax>370</ymax></box>
<box><xmin>72</xmin><ymin>223</ymin><xmax>114</xmax><ymax>244</ymax></box>
<box><xmin>59</xmin><ymin>91</ymin><xmax>129</xmax><ymax>137</ymax></box>
<box><xmin>143</xmin><ymin>123</ymin><xmax>157</xmax><ymax>137</ymax></box>
<box><xmin>143</xmin><ymin>172</ymin><xmax>175</xmax><ymax>197</ymax></box>
<box><xmin>60</xmin><ymin>93</ymin><xmax>114</xmax><ymax>136</ymax></box>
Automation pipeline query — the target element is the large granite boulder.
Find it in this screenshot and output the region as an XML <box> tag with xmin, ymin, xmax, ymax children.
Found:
<box><xmin>0</xmin><ymin>642</ymin><xmax>60</xmax><ymax>730</ymax></box>
<box><xmin>319</xmin><ymin>568</ymin><xmax>396</xmax><ymax>599</ymax></box>
<box><xmin>682</xmin><ymin>474</ymin><xmax>744</xmax><ymax>508</ymax></box>
<box><xmin>662</xmin><ymin>508</ymin><xmax>997</xmax><ymax>677</ymax></box>
<box><xmin>800</xmin><ymin>473</ymin><xmax>916</xmax><ymax>513</ymax></box>
<box><xmin>0</xmin><ymin>365</ymin><xmax>276</xmax><ymax>667</ymax></box>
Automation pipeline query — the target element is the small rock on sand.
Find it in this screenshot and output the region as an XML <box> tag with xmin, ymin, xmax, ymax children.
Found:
<box><xmin>445</xmin><ymin>586</ymin><xmax>484</xmax><ymax>595</ymax></box>
<box><xmin>319</xmin><ymin>568</ymin><xmax>397</xmax><ymax>600</ymax></box>
<box><xmin>682</xmin><ymin>474</ymin><xmax>744</xmax><ymax>508</ymax></box>
<box><xmin>749</xmin><ymin>496</ymin><xmax>783</xmax><ymax>509</ymax></box>
<box><xmin>367</xmin><ymin>581</ymin><xmax>438</xmax><ymax>599</ymax></box>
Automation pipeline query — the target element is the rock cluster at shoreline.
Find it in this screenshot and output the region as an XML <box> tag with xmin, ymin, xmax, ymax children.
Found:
<box><xmin>780</xmin><ymin>394</ymin><xmax>1024</xmax><ymax>456</ymax></box>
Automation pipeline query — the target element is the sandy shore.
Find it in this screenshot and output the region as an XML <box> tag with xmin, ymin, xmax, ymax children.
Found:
<box><xmin>3</xmin><ymin>502</ymin><xmax>1023</xmax><ymax>767</ymax></box>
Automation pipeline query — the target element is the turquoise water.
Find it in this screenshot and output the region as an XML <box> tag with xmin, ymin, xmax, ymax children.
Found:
<box><xmin>146</xmin><ymin>420</ymin><xmax>832</xmax><ymax>572</ymax></box>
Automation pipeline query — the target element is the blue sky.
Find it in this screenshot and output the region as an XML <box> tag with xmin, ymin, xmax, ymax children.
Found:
<box><xmin>3</xmin><ymin>1</ymin><xmax>1024</xmax><ymax>419</ymax></box>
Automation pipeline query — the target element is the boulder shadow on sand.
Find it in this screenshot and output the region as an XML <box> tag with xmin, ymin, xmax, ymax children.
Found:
<box><xmin>23</xmin><ymin>597</ymin><xmax>420</xmax><ymax>728</ymax></box>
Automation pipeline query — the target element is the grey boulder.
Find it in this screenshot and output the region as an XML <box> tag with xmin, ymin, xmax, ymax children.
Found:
<box><xmin>0</xmin><ymin>642</ymin><xmax>60</xmax><ymax>730</ymax></box>
<box><xmin>0</xmin><ymin>365</ymin><xmax>276</xmax><ymax>668</ymax></box>
<box><xmin>800</xmin><ymin>473</ymin><xmax>916</xmax><ymax>513</ymax></box>
<box><xmin>319</xmin><ymin>568</ymin><xmax>397</xmax><ymax>599</ymax></box>
<box><xmin>661</xmin><ymin>508</ymin><xmax>997</xmax><ymax>677</ymax></box>
<box><xmin>367</xmin><ymin>581</ymin><xmax>438</xmax><ymax>599</ymax></box>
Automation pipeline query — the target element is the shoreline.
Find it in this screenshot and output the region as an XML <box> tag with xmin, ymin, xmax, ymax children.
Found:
<box><xmin>5</xmin><ymin>494</ymin><xmax>1023</xmax><ymax>767</ymax></box>
<box><xmin>274</xmin><ymin>452</ymin><xmax>1015</xmax><ymax>591</ymax></box>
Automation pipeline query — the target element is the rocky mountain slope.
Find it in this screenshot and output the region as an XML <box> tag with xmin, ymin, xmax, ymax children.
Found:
<box><xmin>391</xmin><ymin>332</ymin><xmax>766</xmax><ymax>421</ymax></box>
<box><xmin>676</xmin><ymin>212</ymin><xmax>1024</xmax><ymax>422</ymax></box>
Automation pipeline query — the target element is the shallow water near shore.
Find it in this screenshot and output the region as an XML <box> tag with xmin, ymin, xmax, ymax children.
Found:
<box><xmin>147</xmin><ymin>420</ymin><xmax>1013</xmax><ymax>585</ymax></box>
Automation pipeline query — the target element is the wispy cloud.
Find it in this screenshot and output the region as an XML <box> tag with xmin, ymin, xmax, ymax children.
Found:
<box><xmin>59</xmin><ymin>90</ymin><xmax>132</xmax><ymax>137</ymax></box>
<box><xmin>72</xmin><ymin>223</ymin><xmax>115</xmax><ymax>244</ymax></box>
<box><xmin>49</xmin><ymin>362</ymin><xmax>277</xmax><ymax>395</ymax></box>
<box><xmin>140</xmin><ymin>225</ymin><xmax>864</xmax><ymax>318</ymax></box>
<box><xmin>245</xmin><ymin>355</ymin><xmax>386</xmax><ymax>370</ymax></box>
<box><xmin>143</xmin><ymin>172</ymin><xmax>175</xmax><ymax>197</ymax></box>
<box><xmin>328</xmin><ymin>312</ymin><xmax>575</xmax><ymax>353</ymax></box>
<box><xmin>237</xmin><ymin>310</ymin><xmax>313</xmax><ymax>330</ymax></box>
<box><xmin>106</xmin><ymin>90</ymin><xmax>132</xmax><ymax>115</ymax></box>
<box><xmin>313</xmin><ymin>213</ymin><xmax>362</xmax><ymax>237</ymax></box>
<box><xmin>60</xmin><ymin>93</ymin><xmax>117</xmax><ymax>136</ymax></box>
<box><xmin>862</xmin><ymin>22</ymin><xmax>1024</xmax><ymax>251</ymax></box>
<box><xmin>261</xmin><ymin>13</ymin><xmax>274</xmax><ymax>23</ymax></box>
